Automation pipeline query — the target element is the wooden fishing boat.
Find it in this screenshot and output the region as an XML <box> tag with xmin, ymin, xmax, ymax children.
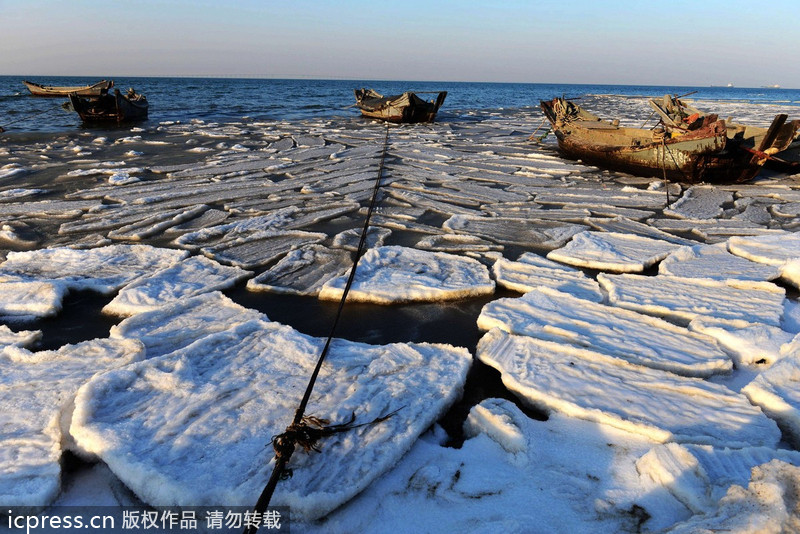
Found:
<box><xmin>23</xmin><ymin>79</ymin><xmax>113</xmax><ymax>97</ymax></box>
<box><xmin>540</xmin><ymin>96</ymin><xmax>783</xmax><ymax>183</ymax></box>
<box><xmin>67</xmin><ymin>88</ymin><xmax>148</xmax><ymax>123</ymax></box>
<box><xmin>649</xmin><ymin>94</ymin><xmax>800</xmax><ymax>172</ymax></box>
<box><xmin>354</xmin><ymin>89</ymin><xmax>447</xmax><ymax>123</ymax></box>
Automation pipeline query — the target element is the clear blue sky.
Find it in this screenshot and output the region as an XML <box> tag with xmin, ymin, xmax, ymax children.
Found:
<box><xmin>2</xmin><ymin>0</ymin><xmax>798</xmax><ymax>88</ymax></box>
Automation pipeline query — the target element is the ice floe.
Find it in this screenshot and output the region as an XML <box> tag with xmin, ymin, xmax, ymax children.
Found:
<box><xmin>0</xmin><ymin>338</ymin><xmax>144</xmax><ymax>507</ymax></box>
<box><xmin>492</xmin><ymin>252</ymin><xmax>603</xmax><ymax>301</ymax></box>
<box><xmin>727</xmin><ymin>232</ymin><xmax>800</xmax><ymax>265</ymax></box>
<box><xmin>663</xmin><ymin>460</ymin><xmax>800</xmax><ymax>533</ymax></box>
<box><xmin>0</xmin><ymin>324</ymin><xmax>42</xmax><ymax>348</ymax></box>
<box><xmin>247</xmin><ymin>245</ymin><xmax>352</xmax><ymax>296</ymax></box>
<box><xmin>319</xmin><ymin>245</ymin><xmax>494</xmax><ymax>304</ymax></box>
<box><xmin>415</xmin><ymin>233</ymin><xmax>503</xmax><ymax>253</ymax></box>
<box><xmin>70</xmin><ymin>319</ymin><xmax>471</xmax><ymax>520</ymax></box>
<box><xmin>599</xmin><ymin>273</ymin><xmax>786</xmax><ymax>327</ymax></box>
<box><xmin>636</xmin><ymin>442</ymin><xmax>800</xmax><ymax>514</ymax></box>
<box><xmin>201</xmin><ymin>229</ymin><xmax>328</xmax><ymax>269</ymax></box>
<box><xmin>0</xmin><ymin>280</ymin><xmax>67</xmax><ymax>319</ymax></box>
<box><xmin>444</xmin><ymin>214</ymin><xmax>586</xmax><ymax>249</ymax></box>
<box><xmin>102</xmin><ymin>256</ymin><xmax>251</xmax><ymax>316</ymax></box>
<box><xmin>3</xmin><ymin>98</ymin><xmax>800</xmax><ymax>531</ymax></box>
<box><xmin>742</xmin><ymin>345</ymin><xmax>800</xmax><ymax>445</ymax></box>
<box><xmin>659</xmin><ymin>243</ymin><xmax>782</xmax><ymax>281</ymax></box>
<box><xmin>689</xmin><ymin>318</ymin><xmax>795</xmax><ymax>368</ymax></box>
<box><xmin>664</xmin><ymin>186</ymin><xmax>734</xmax><ymax>220</ymax></box>
<box><xmin>307</xmin><ymin>400</ymin><xmax>678</xmax><ymax>533</ymax></box>
<box><xmin>585</xmin><ymin>216</ymin><xmax>698</xmax><ymax>246</ymax></box>
<box><xmin>478</xmin><ymin>287</ymin><xmax>731</xmax><ymax>377</ymax></box>
<box><xmin>547</xmin><ymin>231</ymin><xmax>681</xmax><ymax>272</ymax></box>
<box><xmin>0</xmin><ymin>244</ymin><xmax>188</xmax><ymax>294</ymax></box>
<box><xmin>476</xmin><ymin>328</ymin><xmax>779</xmax><ymax>447</ymax></box>
<box><xmin>110</xmin><ymin>292</ymin><xmax>265</xmax><ymax>359</ymax></box>
<box><xmin>727</xmin><ymin>232</ymin><xmax>800</xmax><ymax>288</ymax></box>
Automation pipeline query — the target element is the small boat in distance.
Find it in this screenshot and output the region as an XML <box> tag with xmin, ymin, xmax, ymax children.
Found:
<box><xmin>539</xmin><ymin>96</ymin><xmax>775</xmax><ymax>183</ymax></box>
<box><xmin>354</xmin><ymin>89</ymin><xmax>447</xmax><ymax>123</ymax></box>
<box><xmin>67</xmin><ymin>88</ymin><xmax>148</xmax><ymax>124</ymax></box>
<box><xmin>23</xmin><ymin>79</ymin><xmax>114</xmax><ymax>97</ymax></box>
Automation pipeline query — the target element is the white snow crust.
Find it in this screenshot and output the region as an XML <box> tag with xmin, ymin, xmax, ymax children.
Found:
<box><xmin>660</xmin><ymin>243</ymin><xmax>782</xmax><ymax>281</ymax></box>
<box><xmin>492</xmin><ymin>252</ymin><xmax>603</xmax><ymax>301</ymax></box>
<box><xmin>478</xmin><ymin>287</ymin><xmax>731</xmax><ymax>377</ymax></box>
<box><xmin>599</xmin><ymin>273</ymin><xmax>786</xmax><ymax>326</ymax></box>
<box><xmin>476</xmin><ymin>328</ymin><xmax>779</xmax><ymax>448</ymax></box>
<box><xmin>70</xmin><ymin>319</ymin><xmax>471</xmax><ymax>520</ymax></box>
<box><xmin>109</xmin><ymin>291</ymin><xmax>266</xmax><ymax>359</ymax></box>
<box><xmin>742</xmin><ymin>347</ymin><xmax>800</xmax><ymax>446</ymax></box>
<box><xmin>102</xmin><ymin>256</ymin><xmax>251</xmax><ymax>316</ymax></box>
<box><xmin>0</xmin><ymin>245</ymin><xmax>188</xmax><ymax>294</ymax></box>
<box><xmin>0</xmin><ymin>338</ymin><xmax>144</xmax><ymax>507</ymax></box>
<box><xmin>546</xmin><ymin>231</ymin><xmax>681</xmax><ymax>272</ymax></box>
<box><xmin>319</xmin><ymin>245</ymin><xmax>494</xmax><ymax>304</ymax></box>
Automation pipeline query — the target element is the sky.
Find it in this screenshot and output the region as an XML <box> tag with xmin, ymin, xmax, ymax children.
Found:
<box><xmin>1</xmin><ymin>0</ymin><xmax>798</xmax><ymax>88</ymax></box>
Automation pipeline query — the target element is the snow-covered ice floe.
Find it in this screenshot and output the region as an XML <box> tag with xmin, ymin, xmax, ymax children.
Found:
<box><xmin>102</xmin><ymin>256</ymin><xmax>251</xmax><ymax>316</ymax></box>
<box><xmin>319</xmin><ymin>245</ymin><xmax>494</xmax><ymax>304</ymax></box>
<box><xmin>689</xmin><ymin>318</ymin><xmax>796</xmax><ymax>368</ymax></box>
<box><xmin>598</xmin><ymin>273</ymin><xmax>786</xmax><ymax>327</ymax></box>
<box><xmin>663</xmin><ymin>460</ymin><xmax>800</xmax><ymax>533</ymax></box>
<box><xmin>636</xmin><ymin>442</ymin><xmax>800</xmax><ymax>514</ymax></box>
<box><xmin>742</xmin><ymin>343</ymin><xmax>800</xmax><ymax>446</ymax></box>
<box><xmin>476</xmin><ymin>328</ymin><xmax>779</xmax><ymax>448</ymax></box>
<box><xmin>0</xmin><ymin>338</ymin><xmax>144</xmax><ymax>507</ymax></box>
<box><xmin>727</xmin><ymin>232</ymin><xmax>800</xmax><ymax>288</ymax></box>
<box><xmin>0</xmin><ymin>280</ymin><xmax>67</xmax><ymax>318</ymax></box>
<box><xmin>0</xmin><ymin>324</ymin><xmax>41</xmax><ymax>348</ymax></box>
<box><xmin>478</xmin><ymin>287</ymin><xmax>731</xmax><ymax>377</ymax></box>
<box><xmin>547</xmin><ymin>231</ymin><xmax>681</xmax><ymax>272</ymax></box>
<box><xmin>70</xmin><ymin>319</ymin><xmax>471</xmax><ymax>520</ymax></box>
<box><xmin>663</xmin><ymin>186</ymin><xmax>733</xmax><ymax>220</ymax></box>
<box><xmin>0</xmin><ymin>244</ymin><xmax>188</xmax><ymax>294</ymax></box>
<box><xmin>491</xmin><ymin>252</ymin><xmax>603</xmax><ymax>301</ymax></box>
<box><xmin>659</xmin><ymin>243</ymin><xmax>782</xmax><ymax>282</ymax></box>
<box><xmin>110</xmin><ymin>291</ymin><xmax>266</xmax><ymax>359</ymax></box>
<box><xmin>307</xmin><ymin>399</ymin><xmax>683</xmax><ymax>534</ymax></box>
<box><xmin>443</xmin><ymin>214</ymin><xmax>586</xmax><ymax>249</ymax></box>
<box><xmin>247</xmin><ymin>244</ymin><xmax>352</xmax><ymax>297</ymax></box>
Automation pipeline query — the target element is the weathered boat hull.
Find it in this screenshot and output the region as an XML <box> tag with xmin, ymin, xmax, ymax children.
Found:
<box><xmin>354</xmin><ymin>89</ymin><xmax>447</xmax><ymax>123</ymax></box>
<box><xmin>541</xmin><ymin>97</ymin><xmax>766</xmax><ymax>183</ymax></box>
<box><xmin>68</xmin><ymin>89</ymin><xmax>148</xmax><ymax>123</ymax></box>
<box><xmin>553</xmin><ymin>128</ymin><xmax>763</xmax><ymax>183</ymax></box>
<box><xmin>650</xmin><ymin>94</ymin><xmax>800</xmax><ymax>173</ymax></box>
<box><xmin>23</xmin><ymin>79</ymin><xmax>113</xmax><ymax>97</ymax></box>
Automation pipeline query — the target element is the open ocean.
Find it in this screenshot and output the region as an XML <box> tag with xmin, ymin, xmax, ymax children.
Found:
<box><xmin>2</xmin><ymin>75</ymin><xmax>800</xmax><ymax>133</ymax></box>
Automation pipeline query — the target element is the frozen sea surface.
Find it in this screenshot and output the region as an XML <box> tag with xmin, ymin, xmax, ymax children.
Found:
<box><xmin>1</xmin><ymin>95</ymin><xmax>800</xmax><ymax>531</ymax></box>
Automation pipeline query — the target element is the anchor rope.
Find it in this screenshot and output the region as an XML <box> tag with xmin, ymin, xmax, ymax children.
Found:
<box><xmin>243</xmin><ymin>123</ymin><xmax>392</xmax><ymax>534</ymax></box>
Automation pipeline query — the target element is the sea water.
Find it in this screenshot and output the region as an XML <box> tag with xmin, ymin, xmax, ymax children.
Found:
<box><xmin>2</xmin><ymin>75</ymin><xmax>800</xmax><ymax>133</ymax></box>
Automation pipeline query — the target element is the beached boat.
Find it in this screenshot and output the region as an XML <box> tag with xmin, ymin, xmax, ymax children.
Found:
<box><xmin>67</xmin><ymin>88</ymin><xmax>148</xmax><ymax>123</ymax></box>
<box><xmin>540</xmin><ymin>96</ymin><xmax>783</xmax><ymax>183</ymax></box>
<box><xmin>23</xmin><ymin>79</ymin><xmax>114</xmax><ymax>97</ymax></box>
<box><xmin>649</xmin><ymin>94</ymin><xmax>800</xmax><ymax>172</ymax></box>
<box><xmin>354</xmin><ymin>89</ymin><xmax>447</xmax><ymax>123</ymax></box>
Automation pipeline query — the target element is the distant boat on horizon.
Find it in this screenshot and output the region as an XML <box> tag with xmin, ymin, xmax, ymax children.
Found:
<box><xmin>762</xmin><ymin>84</ymin><xmax>781</xmax><ymax>89</ymax></box>
<box><xmin>23</xmin><ymin>79</ymin><xmax>113</xmax><ymax>97</ymax></box>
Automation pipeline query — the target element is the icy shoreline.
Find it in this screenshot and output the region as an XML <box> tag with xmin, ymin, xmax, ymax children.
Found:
<box><xmin>2</xmin><ymin>96</ymin><xmax>800</xmax><ymax>531</ymax></box>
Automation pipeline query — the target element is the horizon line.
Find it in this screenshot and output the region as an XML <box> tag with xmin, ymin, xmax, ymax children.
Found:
<box><xmin>1</xmin><ymin>74</ymin><xmax>796</xmax><ymax>91</ymax></box>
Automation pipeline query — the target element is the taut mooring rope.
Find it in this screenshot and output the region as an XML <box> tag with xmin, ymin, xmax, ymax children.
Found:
<box><xmin>243</xmin><ymin>123</ymin><xmax>392</xmax><ymax>534</ymax></box>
